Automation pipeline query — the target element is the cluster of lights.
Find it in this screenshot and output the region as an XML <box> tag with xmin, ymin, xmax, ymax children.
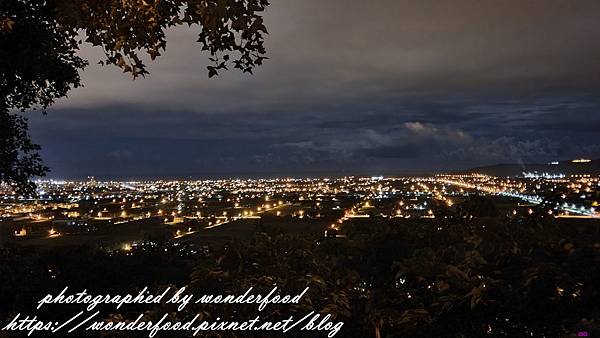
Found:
<box><xmin>2</xmin><ymin>174</ymin><xmax>598</xmax><ymax>245</ymax></box>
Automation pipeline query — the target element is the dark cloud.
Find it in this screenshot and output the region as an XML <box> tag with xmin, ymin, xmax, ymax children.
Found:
<box><xmin>26</xmin><ymin>0</ymin><xmax>600</xmax><ymax>178</ymax></box>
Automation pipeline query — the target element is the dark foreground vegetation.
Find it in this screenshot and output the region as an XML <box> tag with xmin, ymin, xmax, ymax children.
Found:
<box><xmin>1</xmin><ymin>204</ymin><xmax>599</xmax><ymax>338</ymax></box>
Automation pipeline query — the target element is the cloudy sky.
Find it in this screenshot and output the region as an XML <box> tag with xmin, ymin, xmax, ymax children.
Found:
<box><xmin>28</xmin><ymin>0</ymin><xmax>600</xmax><ymax>179</ymax></box>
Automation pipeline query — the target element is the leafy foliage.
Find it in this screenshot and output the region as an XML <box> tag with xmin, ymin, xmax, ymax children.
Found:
<box><xmin>0</xmin><ymin>111</ymin><xmax>48</xmax><ymax>194</ymax></box>
<box><xmin>55</xmin><ymin>0</ymin><xmax>270</xmax><ymax>78</ymax></box>
<box><xmin>1</xmin><ymin>213</ymin><xmax>599</xmax><ymax>337</ymax></box>
<box><xmin>168</xmin><ymin>213</ymin><xmax>599</xmax><ymax>338</ymax></box>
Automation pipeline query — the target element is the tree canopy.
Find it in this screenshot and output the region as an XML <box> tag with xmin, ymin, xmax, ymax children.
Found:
<box><xmin>0</xmin><ymin>0</ymin><xmax>269</xmax><ymax>193</ymax></box>
<box><xmin>2</xmin><ymin>211</ymin><xmax>599</xmax><ymax>337</ymax></box>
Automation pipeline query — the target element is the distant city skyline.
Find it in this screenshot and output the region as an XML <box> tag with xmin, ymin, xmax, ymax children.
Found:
<box><xmin>26</xmin><ymin>0</ymin><xmax>600</xmax><ymax>179</ymax></box>
<box><xmin>29</xmin><ymin>156</ymin><xmax>600</xmax><ymax>181</ymax></box>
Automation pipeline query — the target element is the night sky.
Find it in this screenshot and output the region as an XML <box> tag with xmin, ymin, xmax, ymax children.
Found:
<box><xmin>28</xmin><ymin>0</ymin><xmax>600</xmax><ymax>179</ymax></box>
